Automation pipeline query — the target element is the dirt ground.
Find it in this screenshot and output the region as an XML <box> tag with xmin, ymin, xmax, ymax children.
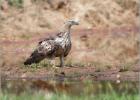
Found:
<box><xmin>0</xmin><ymin>26</ymin><xmax>139</xmax><ymax>81</ymax></box>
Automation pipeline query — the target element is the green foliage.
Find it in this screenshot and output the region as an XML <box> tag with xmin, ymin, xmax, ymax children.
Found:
<box><xmin>8</xmin><ymin>0</ymin><xmax>23</xmax><ymax>8</ymax></box>
<box><xmin>0</xmin><ymin>92</ymin><xmax>139</xmax><ymax>100</ymax></box>
<box><xmin>0</xmin><ymin>92</ymin><xmax>45</xmax><ymax>100</ymax></box>
<box><xmin>119</xmin><ymin>62</ymin><xmax>136</xmax><ymax>72</ymax></box>
<box><xmin>19</xmin><ymin>34</ymin><xmax>32</xmax><ymax>39</ymax></box>
<box><xmin>1</xmin><ymin>80</ymin><xmax>139</xmax><ymax>100</ymax></box>
<box><xmin>23</xmin><ymin>59</ymin><xmax>51</xmax><ymax>68</ymax></box>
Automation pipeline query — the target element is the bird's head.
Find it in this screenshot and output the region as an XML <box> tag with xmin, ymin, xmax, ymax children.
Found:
<box><xmin>65</xmin><ymin>19</ymin><xmax>79</xmax><ymax>27</ymax></box>
<box><xmin>60</xmin><ymin>19</ymin><xmax>79</xmax><ymax>32</ymax></box>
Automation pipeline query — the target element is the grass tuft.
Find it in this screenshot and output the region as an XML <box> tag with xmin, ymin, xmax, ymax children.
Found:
<box><xmin>8</xmin><ymin>0</ymin><xmax>23</xmax><ymax>8</ymax></box>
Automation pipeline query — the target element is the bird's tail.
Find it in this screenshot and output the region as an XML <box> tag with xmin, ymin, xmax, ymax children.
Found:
<box><xmin>24</xmin><ymin>50</ymin><xmax>45</xmax><ymax>65</ymax></box>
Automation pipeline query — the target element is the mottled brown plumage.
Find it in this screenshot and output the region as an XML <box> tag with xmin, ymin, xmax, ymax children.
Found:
<box><xmin>24</xmin><ymin>19</ymin><xmax>79</xmax><ymax>67</ymax></box>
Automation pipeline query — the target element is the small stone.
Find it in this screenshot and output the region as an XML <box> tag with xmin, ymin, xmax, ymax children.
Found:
<box><xmin>116</xmin><ymin>80</ymin><xmax>120</xmax><ymax>84</ymax></box>
<box><xmin>87</xmin><ymin>26</ymin><xmax>92</xmax><ymax>29</ymax></box>
<box><xmin>116</xmin><ymin>74</ymin><xmax>120</xmax><ymax>78</ymax></box>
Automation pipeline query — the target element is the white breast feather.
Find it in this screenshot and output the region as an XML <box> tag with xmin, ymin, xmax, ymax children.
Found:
<box><xmin>41</xmin><ymin>41</ymin><xmax>52</xmax><ymax>51</ymax></box>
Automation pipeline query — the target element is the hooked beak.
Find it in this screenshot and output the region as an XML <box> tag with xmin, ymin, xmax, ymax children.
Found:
<box><xmin>74</xmin><ymin>21</ymin><xmax>79</xmax><ymax>25</ymax></box>
<box><xmin>74</xmin><ymin>19</ymin><xmax>80</xmax><ymax>25</ymax></box>
<box><xmin>65</xmin><ymin>19</ymin><xmax>80</xmax><ymax>26</ymax></box>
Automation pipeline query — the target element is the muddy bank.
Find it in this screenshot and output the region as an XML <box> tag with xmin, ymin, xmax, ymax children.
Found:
<box><xmin>2</xmin><ymin>66</ymin><xmax>139</xmax><ymax>82</ymax></box>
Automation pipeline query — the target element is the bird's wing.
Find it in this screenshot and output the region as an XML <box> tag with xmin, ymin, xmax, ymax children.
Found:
<box><xmin>36</xmin><ymin>39</ymin><xmax>56</xmax><ymax>56</ymax></box>
<box><xmin>38</xmin><ymin>36</ymin><xmax>54</xmax><ymax>45</ymax></box>
<box><xmin>38</xmin><ymin>32</ymin><xmax>63</xmax><ymax>44</ymax></box>
<box><xmin>25</xmin><ymin>39</ymin><xmax>57</xmax><ymax>65</ymax></box>
<box><xmin>35</xmin><ymin>32</ymin><xmax>65</xmax><ymax>56</ymax></box>
<box><xmin>56</xmin><ymin>32</ymin><xmax>63</xmax><ymax>37</ymax></box>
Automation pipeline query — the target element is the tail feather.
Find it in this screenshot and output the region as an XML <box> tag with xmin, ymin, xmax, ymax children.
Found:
<box><xmin>24</xmin><ymin>51</ymin><xmax>45</xmax><ymax>65</ymax></box>
<box><xmin>24</xmin><ymin>39</ymin><xmax>54</xmax><ymax>65</ymax></box>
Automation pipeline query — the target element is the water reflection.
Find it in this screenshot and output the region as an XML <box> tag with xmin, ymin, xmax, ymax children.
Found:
<box><xmin>1</xmin><ymin>78</ymin><xmax>139</xmax><ymax>96</ymax></box>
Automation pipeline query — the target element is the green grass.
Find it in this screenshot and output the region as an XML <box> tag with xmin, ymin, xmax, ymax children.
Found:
<box><xmin>0</xmin><ymin>92</ymin><xmax>139</xmax><ymax>100</ymax></box>
<box><xmin>8</xmin><ymin>0</ymin><xmax>23</xmax><ymax>8</ymax></box>
<box><xmin>19</xmin><ymin>34</ymin><xmax>32</xmax><ymax>40</ymax></box>
<box><xmin>23</xmin><ymin>59</ymin><xmax>50</xmax><ymax>68</ymax></box>
<box><xmin>54</xmin><ymin>93</ymin><xmax>139</xmax><ymax>100</ymax></box>
<box><xmin>0</xmin><ymin>92</ymin><xmax>45</xmax><ymax>100</ymax></box>
<box><xmin>1</xmin><ymin>80</ymin><xmax>139</xmax><ymax>100</ymax></box>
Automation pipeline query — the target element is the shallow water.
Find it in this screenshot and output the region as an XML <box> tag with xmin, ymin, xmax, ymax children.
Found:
<box><xmin>1</xmin><ymin>78</ymin><xmax>139</xmax><ymax>96</ymax></box>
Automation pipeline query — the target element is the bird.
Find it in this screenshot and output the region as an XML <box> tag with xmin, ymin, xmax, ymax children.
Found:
<box><xmin>24</xmin><ymin>19</ymin><xmax>79</xmax><ymax>67</ymax></box>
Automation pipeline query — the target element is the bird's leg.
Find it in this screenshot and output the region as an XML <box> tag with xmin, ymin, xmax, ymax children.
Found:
<box><xmin>60</xmin><ymin>55</ymin><xmax>64</xmax><ymax>67</ymax></box>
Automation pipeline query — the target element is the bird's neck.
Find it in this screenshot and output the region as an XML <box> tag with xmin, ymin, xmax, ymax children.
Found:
<box><xmin>64</xmin><ymin>31</ymin><xmax>70</xmax><ymax>38</ymax></box>
<box><xmin>60</xmin><ymin>23</ymin><xmax>71</xmax><ymax>33</ymax></box>
<box><xmin>58</xmin><ymin>23</ymin><xmax>72</xmax><ymax>40</ymax></box>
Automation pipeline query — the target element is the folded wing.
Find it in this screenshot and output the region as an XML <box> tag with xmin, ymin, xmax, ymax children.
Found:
<box><xmin>24</xmin><ymin>38</ymin><xmax>56</xmax><ymax>65</ymax></box>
